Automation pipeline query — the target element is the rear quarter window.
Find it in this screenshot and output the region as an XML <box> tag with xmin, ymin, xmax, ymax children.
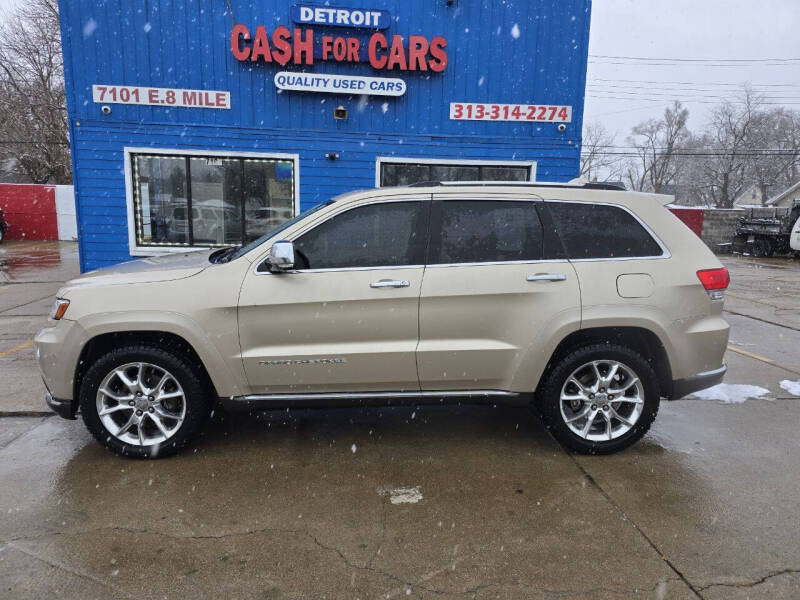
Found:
<box><xmin>547</xmin><ymin>202</ymin><xmax>664</xmax><ymax>259</ymax></box>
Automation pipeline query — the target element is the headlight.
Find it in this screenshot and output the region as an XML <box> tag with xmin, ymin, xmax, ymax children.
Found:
<box><xmin>50</xmin><ymin>298</ymin><xmax>70</xmax><ymax>320</ymax></box>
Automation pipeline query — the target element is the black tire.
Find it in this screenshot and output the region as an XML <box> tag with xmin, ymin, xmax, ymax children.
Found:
<box><xmin>753</xmin><ymin>237</ymin><xmax>773</xmax><ymax>258</ymax></box>
<box><xmin>536</xmin><ymin>343</ymin><xmax>660</xmax><ymax>455</ymax></box>
<box><xmin>79</xmin><ymin>344</ymin><xmax>213</xmax><ymax>458</ymax></box>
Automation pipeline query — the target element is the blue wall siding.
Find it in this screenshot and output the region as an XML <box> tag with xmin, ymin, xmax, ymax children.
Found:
<box><xmin>58</xmin><ymin>0</ymin><xmax>591</xmax><ymax>272</ymax></box>
<box><xmin>72</xmin><ymin>121</ymin><xmax>579</xmax><ymax>270</ymax></box>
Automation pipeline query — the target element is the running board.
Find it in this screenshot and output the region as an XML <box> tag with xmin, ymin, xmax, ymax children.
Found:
<box><xmin>222</xmin><ymin>389</ymin><xmax>528</xmax><ymax>410</ymax></box>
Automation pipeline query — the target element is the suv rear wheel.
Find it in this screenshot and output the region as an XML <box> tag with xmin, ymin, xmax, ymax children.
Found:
<box><xmin>79</xmin><ymin>344</ymin><xmax>212</xmax><ymax>458</ymax></box>
<box><xmin>536</xmin><ymin>344</ymin><xmax>660</xmax><ymax>454</ymax></box>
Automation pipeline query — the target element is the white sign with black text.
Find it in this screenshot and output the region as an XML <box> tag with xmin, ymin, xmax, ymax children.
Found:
<box><xmin>450</xmin><ymin>102</ymin><xmax>572</xmax><ymax>122</ymax></box>
<box><xmin>274</xmin><ymin>71</ymin><xmax>406</xmax><ymax>96</ymax></box>
<box><xmin>92</xmin><ymin>85</ymin><xmax>231</xmax><ymax>109</ymax></box>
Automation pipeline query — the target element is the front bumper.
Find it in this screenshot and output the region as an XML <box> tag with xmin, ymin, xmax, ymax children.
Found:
<box><xmin>46</xmin><ymin>391</ymin><xmax>77</xmax><ymax>420</ymax></box>
<box><xmin>34</xmin><ymin>318</ymin><xmax>84</xmax><ymax>401</ymax></box>
<box><xmin>670</xmin><ymin>364</ymin><xmax>727</xmax><ymax>400</ymax></box>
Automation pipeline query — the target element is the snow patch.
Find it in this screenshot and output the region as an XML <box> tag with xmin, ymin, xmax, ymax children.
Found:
<box><xmin>779</xmin><ymin>380</ymin><xmax>800</xmax><ymax>396</ymax></box>
<box><xmin>690</xmin><ymin>383</ymin><xmax>771</xmax><ymax>404</ymax></box>
<box><xmin>379</xmin><ymin>486</ymin><xmax>423</xmax><ymax>505</ymax></box>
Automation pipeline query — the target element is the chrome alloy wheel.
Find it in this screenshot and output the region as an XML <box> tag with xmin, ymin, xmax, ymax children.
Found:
<box><xmin>559</xmin><ymin>360</ymin><xmax>645</xmax><ymax>442</ymax></box>
<box><xmin>95</xmin><ymin>362</ymin><xmax>187</xmax><ymax>446</ymax></box>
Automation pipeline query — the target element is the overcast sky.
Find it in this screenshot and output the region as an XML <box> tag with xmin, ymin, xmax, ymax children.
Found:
<box><xmin>1</xmin><ymin>0</ymin><xmax>797</xmax><ymax>141</ymax></box>
<box><xmin>586</xmin><ymin>0</ymin><xmax>800</xmax><ymax>137</ymax></box>
<box><xmin>0</xmin><ymin>0</ymin><xmax>17</xmax><ymax>15</ymax></box>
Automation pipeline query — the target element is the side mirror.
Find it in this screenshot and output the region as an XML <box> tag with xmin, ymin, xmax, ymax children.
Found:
<box><xmin>266</xmin><ymin>240</ymin><xmax>295</xmax><ymax>272</ymax></box>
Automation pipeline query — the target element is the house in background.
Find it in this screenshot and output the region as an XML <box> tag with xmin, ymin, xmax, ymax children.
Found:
<box><xmin>765</xmin><ymin>180</ymin><xmax>800</xmax><ymax>208</ymax></box>
<box><xmin>733</xmin><ymin>184</ymin><xmax>766</xmax><ymax>207</ymax></box>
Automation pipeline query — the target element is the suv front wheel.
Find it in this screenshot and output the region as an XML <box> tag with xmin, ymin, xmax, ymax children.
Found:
<box><xmin>80</xmin><ymin>344</ymin><xmax>212</xmax><ymax>458</ymax></box>
<box><xmin>537</xmin><ymin>344</ymin><xmax>660</xmax><ymax>454</ymax></box>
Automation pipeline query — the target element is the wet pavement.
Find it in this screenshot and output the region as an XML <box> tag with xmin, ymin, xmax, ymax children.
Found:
<box><xmin>0</xmin><ymin>241</ymin><xmax>799</xmax><ymax>599</ymax></box>
<box><xmin>721</xmin><ymin>255</ymin><xmax>800</xmax><ymax>331</ymax></box>
<box><xmin>0</xmin><ymin>241</ymin><xmax>80</xmax><ymax>415</ymax></box>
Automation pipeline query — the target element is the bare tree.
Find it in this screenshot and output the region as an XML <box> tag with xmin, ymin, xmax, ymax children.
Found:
<box><xmin>625</xmin><ymin>101</ymin><xmax>690</xmax><ymax>193</ymax></box>
<box><xmin>747</xmin><ymin>107</ymin><xmax>800</xmax><ymax>204</ymax></box>
<box><xmin>580</xmin><ymin>122</ymin><xmax>623</xmax><ymax>182</ymax></box>
<box><xmin>695</xmin><ymin>90</ymin><xmax>759</xmax><ymax>208</ymax></box>
<box><xmin>673</xmin><ymin>132</ymin><xmax>716</xmax><ymax>206</ymax></box>
<box><xmin>0</xmin><ymin>0</ymin><xmax>71</xmax><ymax>184</ymax></box>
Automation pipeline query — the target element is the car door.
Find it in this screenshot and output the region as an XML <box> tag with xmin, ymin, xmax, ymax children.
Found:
<box><xmin>237</xmin><ymin>198</ymin><xmax>430</xmax><ymax>394</ymax></box>
<box><xmin>417</xmin><ymin>195</ymin><xmax>581</xmax><ymax>392</ymax></box>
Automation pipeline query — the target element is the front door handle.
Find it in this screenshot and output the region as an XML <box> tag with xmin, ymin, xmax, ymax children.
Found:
<box><xmin>370</xmin><ymin>279</ymin><xmax>411</xmax><ymax>288</ymax></box>
<box><xmin>526</xmin><ymin>273</ymin><xmax>567</xmax><ymax>282</ymax></box>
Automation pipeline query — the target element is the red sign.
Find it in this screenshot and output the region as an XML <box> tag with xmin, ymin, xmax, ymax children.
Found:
<box><xmin>230</xmin><ymin>25</ymin><xmax>448</xmax><ymax>73</ymax></box>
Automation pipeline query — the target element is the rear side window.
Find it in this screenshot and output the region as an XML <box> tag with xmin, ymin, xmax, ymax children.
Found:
<box><xmin>547</xmin><ymin>202</ymin><xmax>663</xmax><ymax>259</ymax></box>
<box><xmin>432</xmin><ymin>200</ymin><xmax>543</xmax><ymax>264</ymax></box>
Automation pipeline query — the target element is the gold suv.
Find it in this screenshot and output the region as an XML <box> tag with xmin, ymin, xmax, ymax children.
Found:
<box><xmin>35</xmin><ymin>182</ymin><xmax>730</xmax><ymax>457</ymax></box>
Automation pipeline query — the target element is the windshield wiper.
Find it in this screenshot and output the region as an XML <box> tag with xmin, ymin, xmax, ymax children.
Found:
<box><xmin>209</xmin><ymin>247</ymin><xmax>237</xmax><ymax>264</ymax></box>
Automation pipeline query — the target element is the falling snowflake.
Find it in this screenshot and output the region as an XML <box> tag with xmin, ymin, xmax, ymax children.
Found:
<box><xmin>82</xmin><ymin>18</ymin><xmax>98</xmax><ymax>38</ymax></box>
<box><xmin>510</xmin><ymin>23</ymin><xmax>520</xmax><ymax>39</ymax></box>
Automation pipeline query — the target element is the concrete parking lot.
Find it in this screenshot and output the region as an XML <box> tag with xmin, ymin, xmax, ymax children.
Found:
<box><xmin>1</xmin><ymin>240</ymin><xmax>799</xmax><ymax>599</ymax></box>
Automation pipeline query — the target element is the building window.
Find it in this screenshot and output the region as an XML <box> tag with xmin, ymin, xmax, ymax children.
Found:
<box><xmin>379</xmin><ymin>161</ymin><xmax>532</xmax><ymax>187</ymax></box>
<box><xmin>131</xmin><ymin>152</ymin><xmax>295</xmax><ymax>248</ymax></box>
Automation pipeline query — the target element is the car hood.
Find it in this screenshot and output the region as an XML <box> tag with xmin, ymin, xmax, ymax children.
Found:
<box><xmin>61</xmin><ymin>249</ymin><xmax>214</xmax><ymax>290</ymax></box>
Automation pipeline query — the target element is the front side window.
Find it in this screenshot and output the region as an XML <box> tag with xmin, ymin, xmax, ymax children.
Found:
<box><xmin>547</xmin><ymin>202</ymin><xmax>664</xmax><ymax>259</ymax></box>
<box><xmin>132</xmin><ymin>153</ymin><xmax>295</xmax><ymax>248</ymax></box>
<box><xmin>293</xmin><ymin>201</ymin><xmax>426</xmax><ymax>270</ymax></box>
<box><xmin>431</xmin><ymin>200</ymin><xmax>543</xmax><ymax>264</ymax></box>
<box><xmin>380</xmin><ymin>161</ymin><xmax>531</xmax><ymax>186</ymax></box>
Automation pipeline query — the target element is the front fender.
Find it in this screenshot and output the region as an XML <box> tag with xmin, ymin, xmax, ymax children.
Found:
<box><xmin>73</xmin><ymin>310</ymin><xmax>247</xmax><ymax>398</ymax></box>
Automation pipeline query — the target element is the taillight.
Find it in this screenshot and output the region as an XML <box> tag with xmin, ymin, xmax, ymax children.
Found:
<box><xmin>697</xmin><ymin>268</ymin><xmax>729</xmax><ymax>298</ymax></box>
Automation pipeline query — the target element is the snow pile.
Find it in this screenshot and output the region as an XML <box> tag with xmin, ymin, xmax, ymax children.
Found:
<box><xmin>779</xmin><ymin>380</ymin><xmax>800</xmax><ymax>396</ymax></box>
<box><xmin>378</xmin><ymin>486</ymin><xmax>423</xmax><ymax>505</ymax></box>
<box><xmin>690</xmin><ymin>383</ymin><xmax>771</xmax><ymax>404</ymax></box>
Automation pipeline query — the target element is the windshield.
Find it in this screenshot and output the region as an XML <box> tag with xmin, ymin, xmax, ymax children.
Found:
<box><xmin>227</xmin><ymin>201</ymin><xmax>331</xmax><ymax>261</ymax></box>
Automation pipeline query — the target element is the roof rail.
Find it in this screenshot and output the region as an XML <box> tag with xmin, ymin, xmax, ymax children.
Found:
<box><xmin>405</xmin><ymin>180</ymin><xmax>626</xmax><ymax>191</ymax></box>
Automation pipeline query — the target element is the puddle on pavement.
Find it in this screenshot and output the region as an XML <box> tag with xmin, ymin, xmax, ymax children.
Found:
<box><xmin>0</xmin><ymin>242</ymin><xmax>72</xmax><ymax>281</ymax></box>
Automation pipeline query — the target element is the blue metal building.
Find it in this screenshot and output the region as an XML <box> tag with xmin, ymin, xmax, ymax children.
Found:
<box><xmin>58</xmin><ymin>0</ymin><xmax>592</xmax><ymax>271</ymax></box>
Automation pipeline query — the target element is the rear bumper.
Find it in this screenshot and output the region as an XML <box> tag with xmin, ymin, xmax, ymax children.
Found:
<box><xmin>46</xmin><ymin>391</ymin><xmax>77</xmax><ymax>420</ymax></box>
<box><xmin>670</xmin><ymin>364</ymin><xmax>727</xmax><ymax>400</ymax></box>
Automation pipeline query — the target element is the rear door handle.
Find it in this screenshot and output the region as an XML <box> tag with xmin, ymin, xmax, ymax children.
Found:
<box><xmin>370</xmin><ymin>279</ymin><xmax>411</xmax><ymax>288</ymax></box>
<box><xmin>526</xmin><ymin>273</ymin><xmax>567</xmax><ymax>282</ymax></box>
